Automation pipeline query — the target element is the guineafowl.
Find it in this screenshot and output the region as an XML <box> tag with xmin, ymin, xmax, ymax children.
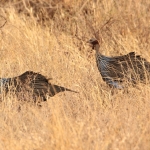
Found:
<box><xmin>88</xmin><ymin>38</ymin><xmax>150</xmax><ymax>89</ymax></box>
<box><xmin>0</xmin><ymin>71</ymin><xmax>77</xmax><ymax>101</ymax></box>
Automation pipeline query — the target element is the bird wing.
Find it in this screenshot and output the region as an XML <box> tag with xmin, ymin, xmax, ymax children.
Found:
<box><xmin>108</xmin><ymin>52</ymin><xmax>150</xmax><ymax>81</ymax></box>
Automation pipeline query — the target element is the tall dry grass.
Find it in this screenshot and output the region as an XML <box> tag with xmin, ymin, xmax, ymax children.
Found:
<box><xmin>0</xmin><ymin>0</ymin><xmax>150</xmax><ymax>149</ymax></box>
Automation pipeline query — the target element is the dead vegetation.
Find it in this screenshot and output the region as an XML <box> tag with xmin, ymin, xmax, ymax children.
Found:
<box><xmin>0</xmin><ymin>0</ymin><xmax>150</xmax><ymax>149</ymax></box>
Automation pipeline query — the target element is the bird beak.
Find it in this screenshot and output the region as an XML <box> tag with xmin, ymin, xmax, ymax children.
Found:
<box><xmin>47</xmin><ymin>78</ymin><xmax>53</xmax><ymax>80</ymax></box>
<box><xmin>87</xmin><ymin>41</ymin><xmax>94</xmax><ymax>49</ymax></box>
<box><xmin>87</xmin><ymin>40</ymin><xmax>90</xmax><ymax>43</ymax></box>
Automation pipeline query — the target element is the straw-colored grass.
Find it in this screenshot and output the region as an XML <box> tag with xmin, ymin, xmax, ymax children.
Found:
<box><xmin>0</xmin><ymin>0</ymin><xmax>150</xmax><ymax>149</ymax></box>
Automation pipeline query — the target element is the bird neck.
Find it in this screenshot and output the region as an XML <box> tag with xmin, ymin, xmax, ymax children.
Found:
<box><xmin>94</xmin><ymin>44</ymin><xmax>100</xmax><ymax>53</ymax></box>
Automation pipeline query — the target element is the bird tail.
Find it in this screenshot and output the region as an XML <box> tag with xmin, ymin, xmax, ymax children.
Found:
<box><xmin>48</xmin><ymin>84</ymin><xmax>78</xmax><ymax>97</ymax></box>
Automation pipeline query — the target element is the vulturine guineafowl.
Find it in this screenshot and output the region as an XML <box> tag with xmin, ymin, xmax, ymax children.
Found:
<box><xmin>0</xmin><ymin>71</ymin><xmax>77</xmax><ymax>101</ymax></box>
<box><xmin>88</xmin><ymin>38</ymin><xmax>150</xmax><ymax>89</ymax></box>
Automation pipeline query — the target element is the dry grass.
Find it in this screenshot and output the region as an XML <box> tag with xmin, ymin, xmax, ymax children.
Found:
<box><xmin>0</xmin><ymin>0</ymin><xmax>150</xmax><ymax>149</ymax></box>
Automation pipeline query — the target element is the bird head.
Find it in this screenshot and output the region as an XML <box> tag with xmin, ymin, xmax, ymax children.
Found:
<box><xmin>87</xmin><ymin>38</ymin><xmax>99</xmax><ymax>50</ymax></box>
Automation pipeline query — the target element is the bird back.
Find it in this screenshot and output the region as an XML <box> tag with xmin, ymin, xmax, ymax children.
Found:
<box><xmin>96</xmin><ymin>52</ymin><xmax>150</xmax><ymax>86</ymax></box>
